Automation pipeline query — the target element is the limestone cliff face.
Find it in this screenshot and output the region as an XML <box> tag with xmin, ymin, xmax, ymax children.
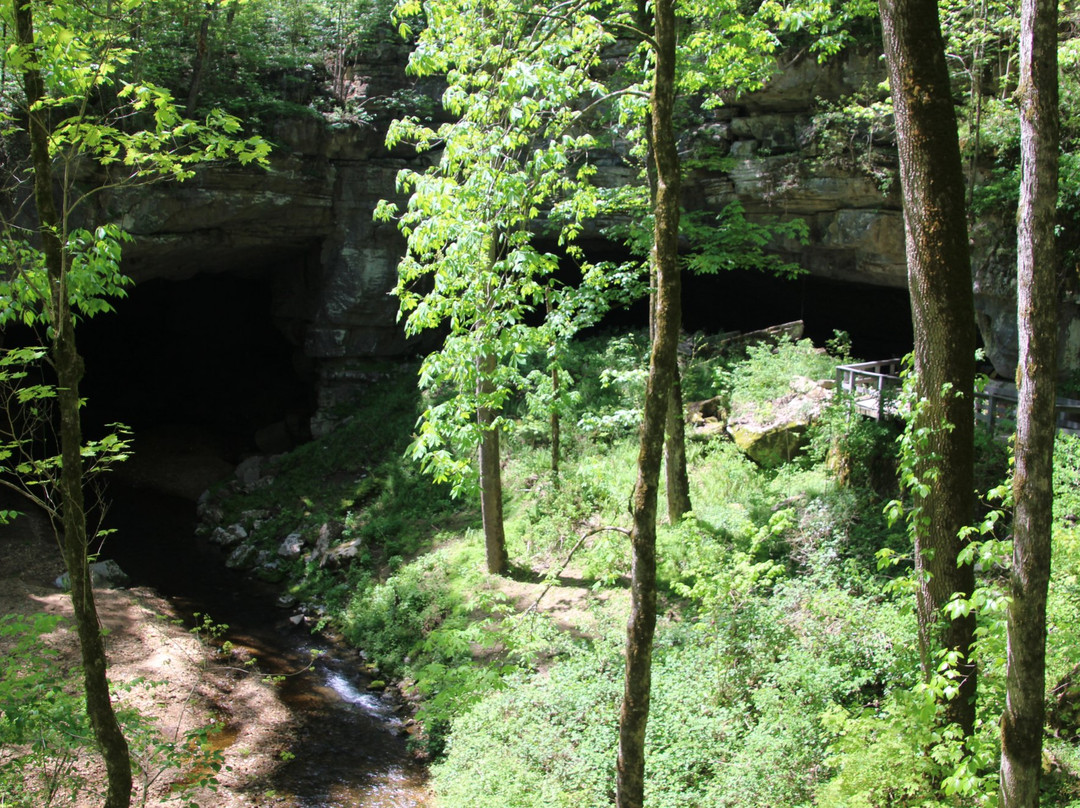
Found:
<box><xmin>684</xmin><ymin>47</ymin><xmax>1079</xmax><ymax>379</ymax></box>
<box><xmin>107</xmin><ymin>46</ymin><xmax>1076</xmax><ymax>433</ymax></box>
<box><xmin>684</xmin><ymin>48</ymin><xmax>907</xmax><ymax>289</ymax></box>
<box><xmin>108</xmin><ymin>113</ymin><xmax>427</xmax><ymax>434</ymax></box>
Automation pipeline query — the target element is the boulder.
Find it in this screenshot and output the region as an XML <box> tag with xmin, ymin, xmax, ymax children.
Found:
<box><xmin>235</xmin><ymin>456</ymin><xmax>265</xmax><ymax>487</ymax></box>
<box><xmin>225</xmin><ymin>543</ymin><xmax>259</xmax><ymax>570</ymax></box>
<box><xmin>55</xmin><ymin>560</ymin><xmax>131</xmax><ymax>590</ymax></box>
<box><xmin>256</xmin><ymin>560</ymin><xmax>287</xmax><ymax>583</ymax></box>
<box><xmin>278</xmin><ymin>532</ymin><xmax>305</xmax><ymax>559</ymax></box>
<box><xmin>312</xmin><ymin>521</ymin><xmax>345</xmax><ymax>567</ymax></box>
<box><xmin>325</xmin><ymin>538</ymin><xmax>364</xmax><ymax>567</ymax></box>
<box><xmin>209</xmin><ymin>524</ymin><xmax>248</xmax><ymax>549</ymax></box>
<box><xmin>725</xmin><ymin>377</ymin><xmax>833</xmax><ymax>466</ymax></box>
<box><xmin>727</xmin><ymin>420</ymin><xmax>810</xmax><ymax>467</ymax></box>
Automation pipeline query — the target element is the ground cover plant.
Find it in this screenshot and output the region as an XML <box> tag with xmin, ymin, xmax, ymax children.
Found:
<box><xmin>206</xmin><ymin>329</ymin><xmax>1080</xmax><ymax>805</ymax></box>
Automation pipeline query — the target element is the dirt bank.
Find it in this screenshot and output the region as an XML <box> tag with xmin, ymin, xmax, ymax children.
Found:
<box><xmin>0</xmin><ymin>507</ymin><xmax>298</xmax><ymax>807</ymax></box>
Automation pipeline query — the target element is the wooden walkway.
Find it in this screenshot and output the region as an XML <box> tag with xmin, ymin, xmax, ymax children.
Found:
<box><xmin>835</xmin><ymin>359</ymin><xmax>1080</xmax><ymax>436</ymax></box>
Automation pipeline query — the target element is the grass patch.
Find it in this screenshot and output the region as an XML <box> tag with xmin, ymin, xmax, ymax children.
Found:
<box><xmin>203</xmin><ymin>329</ymin><xmax>1080</xmax><ymax>803</ymax></box>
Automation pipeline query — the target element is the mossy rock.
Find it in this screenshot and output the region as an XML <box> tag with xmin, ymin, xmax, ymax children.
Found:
<box><xmin>727</xmin><ymin>420</ymin><xmax>809</xmax><ymax>467</ymax></box>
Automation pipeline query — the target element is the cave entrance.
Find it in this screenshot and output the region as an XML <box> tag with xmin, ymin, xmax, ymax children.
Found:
<box><xmin>591</xmin><ymin>265</ymin><xmax>917</xmax><ymax>360</ymax></box>
<box><xmin>78</xmin><ymin>270</ymin><xmax>317</xmax><ymax>467</ymax></box>
<box><xmin>680</xmin><ymin>269</ymin><xmax>915</xmax><ymax>360</ymax></box>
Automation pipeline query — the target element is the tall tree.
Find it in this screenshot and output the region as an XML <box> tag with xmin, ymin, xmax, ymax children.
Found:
<box><xmin>879</xmin><ymin>0</ymin><xmax>979</xmax><ymax>735</ymax></box>
<box><xmin>2</xmin><ymin>3</ymin><xmax>267</xmax><ymax>803</ymax></box>
<box><xmin>380</xmin><ymin>0</ymin><xmax>615</xmax><ymax>575</ymax></box>
<box><xmin>615</xmin><ymin>0</ymin><xmax>679</xmax><ymax>800</ymax></box>
<box><xmin>10</xmin><ymin>2</ymin><xmax>132</xmax><ymax>804</ymax></box>
<box><xmin>999</xmin><ymin>0</ymin><xmax>1059</xmax><ymax>801</ymax></box>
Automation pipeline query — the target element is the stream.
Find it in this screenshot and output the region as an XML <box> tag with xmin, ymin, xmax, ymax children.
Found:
<box><xmin>99</xmin><ymin>480</ymin><xmax>432</xmax><ymax>807</ymax></box>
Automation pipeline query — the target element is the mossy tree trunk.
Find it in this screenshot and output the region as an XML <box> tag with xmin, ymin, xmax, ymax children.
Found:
<box><xmin>616</xmin><ymin>0</ymin><xmax>680</xmax><ymax>802</ymax></box>
<box><xmin>13</xmin><ymin>1</ymin><xmax>133</xmax><ymax>804</ymax></box>
<box><xmin>879</xmin><ymin>0</ymin><xmax>978</xmax><ymax>736</ymax></box>
<box><xmin>1000</xmin><ymin>0</ymin><xmax>1059</xmax><ymax>802</ymax></box>
<box><xmin>665</xmin><ymin>377</ymin><xmax>691</xmax><ymax>522</ymax></box>
<box><xmin>478</xmin><ymin>349</ymin><xmax>508</xmax><ymax>576</ymax></box>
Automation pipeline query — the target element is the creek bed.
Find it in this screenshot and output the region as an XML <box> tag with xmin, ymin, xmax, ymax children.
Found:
<box><xmin>101</xmin><ymin>481</ymin><xmax>431</xmax><ymax>807</ymax></box>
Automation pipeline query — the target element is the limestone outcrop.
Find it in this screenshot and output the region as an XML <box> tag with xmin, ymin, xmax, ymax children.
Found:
<box><xmin>725</xmin><ymin>376</ymin><xmax>835</xmax><ymax>467</ymax></box>
<box><xmin>100</xmin><ymin>45</ymin><xmax>1076</xmax><ymax>436</ymax></box>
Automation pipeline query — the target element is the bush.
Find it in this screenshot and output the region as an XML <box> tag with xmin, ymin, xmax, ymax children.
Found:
<box><xmin>810</xmin><ymin>402</ymin><xmax>902</xmax><ymax>495</ymax></box>
<box><xmin>1055</xmin><ymin>433</ymin><xmax>1080</xmax><ymax>525</ymax></box>
<box><xmin>0</xmin><ymin>614</ymin><xmax>226</xmax><ymax>807</ymax></box>
<box><xmin>0</xmin><ymin>614</ymin><xmax>93</xmax><ymax>807</ymax></box>
<box><xmin>720</xmin><ymin>336</ymin><xmax>840</xmax><ymax>418</ymax></box>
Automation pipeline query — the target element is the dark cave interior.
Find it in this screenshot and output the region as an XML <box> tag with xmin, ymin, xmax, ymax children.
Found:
<box><xmin>67</xmin><ymin>264</ymin><xmax>915</xmax><ymax>456</ymax></box>
<box><xmin>76</xmin><ymin>271</ymin><xmax>316</xmax><ymax>459</ymax></box>
<box><xmin>621</xmin><ymin>268</ymin><xmax>915</xmax><ymax>360</ymax></box>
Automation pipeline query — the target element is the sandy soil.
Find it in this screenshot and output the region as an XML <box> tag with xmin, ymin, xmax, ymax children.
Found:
<box><xmin>0</xmin><ymin>504</ymin><xmax>296</xmax><ymax>808</ymax></box>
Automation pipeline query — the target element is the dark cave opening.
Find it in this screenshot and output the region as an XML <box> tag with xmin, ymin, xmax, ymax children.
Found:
<box><xmin>71</xmin><ymin>260</ymin><xmax>918</xmax><ymax>461</ymax></box>
<box><xmin>77</xmin><ymin>271</ymin><xmax>316</xmax><ymax>460</ymax></box>
<box><xmin>594</xmin><ymin>266</ymin><xmax>916</xmax><ymax>360</ymax></box>
<box><xmin>682</xmin><ymin>269</ymin><xmax>915</xmax><ymax>360</ymax></box>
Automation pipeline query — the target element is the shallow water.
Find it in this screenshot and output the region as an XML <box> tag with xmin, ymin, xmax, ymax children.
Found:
<box><xmin>102</xmin><ymin>483</ymin><xmax>431</xmax><ymax>807</ymax></box>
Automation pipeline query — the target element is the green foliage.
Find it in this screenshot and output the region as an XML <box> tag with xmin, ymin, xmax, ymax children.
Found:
<box><xmin>98</xmin><ymin>0</ymin><xmax>409</xmax><ymax>124</ymax></box>
<box><xmin>0</xmin><ymin>614</ymin><xmax>227</xmax><ymax>808</ymax></box>
<box><xmin>431</xmin><ymin>639</ymin><xmax>622</xmax><ymax>808</ymax></box>
<box><xmin>810</xmin><ymin>401</ymin><xmax>902</xmax><ymax>494</ymax></box>
<box><xmin>433</xmin><ymin>572</ymin><xmax>916</xmax><ymax>808</ymax></box>
<box><xmin>341</xmin><ymin>546</ymin><xmax>518</xmax><ymax>754</ymax></box>
<box><xmin>1055</xmin><ymin>434</ymin><xmax>1080</xmax><ymax>526</ymax></box>
<box><xmin>375</xmin><ymin>0</ymin><xmax>627</xmax><ymax>499</ymax></box>
<box><xmin>0</xmin><ymin>614</ymin><xmax>92</xmax><ymax>807</ymax></box>
<box><xmin>721</xmin><ymin>336</ymin><xmax>840</xmax><ymax>417</ymax></box>
<box><xmin>1</xmin><ymin>0</ymin><xmax>270</xmax><ymax>330</ymax></box>
<box><xmin>192</xmin><ymin>331</ymin><xmax>1080</xmax><ymax>804</ymax></box>
<box><xmin>504</xmin><ymin>440</ymin><xmax>636</xmax><ymax>568</ymax></box>
<box><xmin>541</xmin><ymin>331</ymin><xmax>646</xmax><ymax>441</ymax></box>
<box><xmin>818</xmin><ymin>675</ymin><xmax>1001</xmax><ymax>808</ymax></box>
<box><xmin>760</xmin><ymin>0</ymin><xmax>878</xmax><ymax>61</ymax></box>
<box><xmin>0</xmin><ymin>348</ymin><xmax>133</xmax><ymax>518</ymax></box>
<box><xmin>809</xmin><ymin>84</ymin><xmax>895</xmax><ymax>192</ymax></box>
<box><xmin>681</xmin><ymin>202</ymin><xmax>809</xmax><ymax>278</ymax></box>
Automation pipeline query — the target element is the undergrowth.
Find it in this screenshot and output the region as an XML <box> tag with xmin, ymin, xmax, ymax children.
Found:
<box><xmin>198</xmin><ymin>329</ymin><xmax>1080</xmax><ymax>804</ymax></box>
<box><xmin>0</xmin><ymin>614</ymin><xmax>226</xmax><ymax>808</ymax></box>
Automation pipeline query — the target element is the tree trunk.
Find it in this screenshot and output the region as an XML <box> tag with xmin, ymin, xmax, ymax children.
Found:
<box><xmin>879</xmin><ymin>0</ymin><xmax>978</xmax><ymax>736</ymax></box>
<box><xmin>1000</xmin><ymin>0</ymin><xmax>1059</xmax><ymax>803</ymax></box>
<box><xmin>546</xmin><ymin>291</ymin><xmax>561</xmax><ymax>477</ymax></box>
<box><xmin>551</xmin><ymin>364</ymin><xmax>561</xmax><ymax>476</ymax></box>
<box><xmin>14</xmin><ymin>1</ymin><xmax>133</xmax><ymax>804</ymax></box>
<box><xmin>616</xmin><ymin>0</ymin><xmax>680</xmax><ymax>803</ymax></box>
<box><xmin>186</xmin><ymin>2</ymin><xmax>212</xmax><ymax>113</ymax></box>
<box><xmin>665</xmin><ymin>373</ymin><xmax>691</xmax><ymax>522</ymax></box>
<box><xmin>478</xmin><ymin>352</ymin><xmax>508</xmax><ymax>575</ymax></box>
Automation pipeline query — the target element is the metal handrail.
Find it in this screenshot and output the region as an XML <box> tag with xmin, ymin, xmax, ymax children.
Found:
<box><xmin>835</xmin><ymin>360</ymin><xmax>1080</xmax><ymax>435</ymax></box>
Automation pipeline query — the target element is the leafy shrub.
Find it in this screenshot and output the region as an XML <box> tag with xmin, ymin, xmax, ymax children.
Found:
<box><xmin>0</xmin><ymin>614</ymin><xmax>93</xmax><ymax>807</ymax></box>
<box><xmin>432</xmin><ymin>641</ymin><xmax>622</xmax><ymax>808</ymax></box>
<box><xmin>1055</xmin><ymin>433</ymin><xmax>1080</xmax><ymax>525</ymax></box>
<box><xmin>810</xmin><ymin>401</ymin><xmax>902</xmax><ymax>495</ymax></box>
<box><xmin>566</xmin><ymin>332</ymin><xmax>649</xmax><ymax>441</ymax></box>
<box><xmin>720</xmin><ymin>336</ymin><xmax>840</xmax><ymax>418</ymax></box>
<box><xmin>0</xmin><ymin>614</ymin><xmax>227</xmax><ymax>808</ymax></box>
<box><xmin>342</xmin><ymin>550</ymin><xmax>467</xmax><ymax>675</ymax></box>
<box><xmin>434</xmin><ymin>582</ymin><xmax>916</xmax><ymax>808</ymax></box>
<box><xmin>972</xmin><ymin>422</ymin><xmax>1011</xmax><ymax>501</ymax></box>
<box><xmin>341</xmin><ymin>547</ymin><xmax>517</xmax><ymax>755</ymax></box>
<box><xmin>817</xmin><ymin>686</ymin><xmax>999</xmax><ymax>808</ymax></box>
